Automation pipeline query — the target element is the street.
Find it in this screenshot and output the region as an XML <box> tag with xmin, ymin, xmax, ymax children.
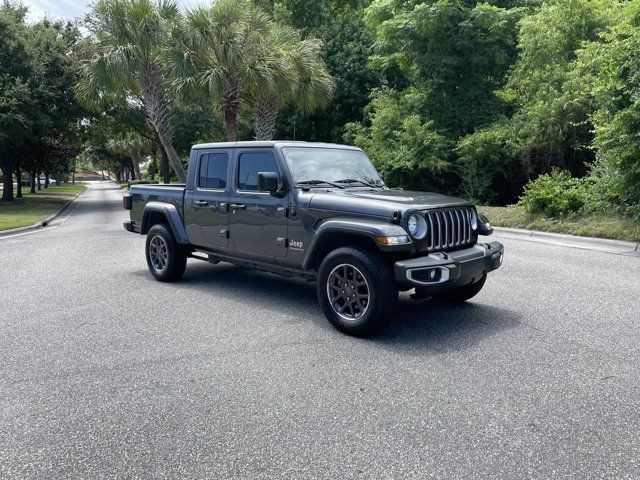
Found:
<box><xmin>1</xmin><ymin>182</ymin><xmax>639</xmax><ymax>479</ymax></box>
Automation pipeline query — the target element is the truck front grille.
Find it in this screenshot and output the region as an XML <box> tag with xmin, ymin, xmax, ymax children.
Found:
<box><xmin>426</xmin><ymin>207</ymin><xmax>476</xmax><ymax>251</ymax></box>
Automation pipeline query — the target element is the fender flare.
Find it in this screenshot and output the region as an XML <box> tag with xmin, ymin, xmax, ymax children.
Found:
<box><xmin>141</xmin><ymin>201</ymin><xmax>190</xmax><ymax>245</ymax></box>
<box><xmin>302</xmin><ymin>218</ymin><xmax>411</xmax><ymax>270</ymax></box>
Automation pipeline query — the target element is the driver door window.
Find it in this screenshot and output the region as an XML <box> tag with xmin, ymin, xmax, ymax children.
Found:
<box><xmin>238</xmin><ymin>152</ymin><xmax>278</xmax><ymax>191</ymax></box>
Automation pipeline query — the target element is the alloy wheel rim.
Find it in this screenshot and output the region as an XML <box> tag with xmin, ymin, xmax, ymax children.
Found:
<box><xmin>149</xmin><ymin>235</ymin><xmax>168</xmax><ymax>272</ymax></box>
<box><xmin>326</xmin><ymin>263</ymin><xmax>370</xmax><ymax>322</ymax></box>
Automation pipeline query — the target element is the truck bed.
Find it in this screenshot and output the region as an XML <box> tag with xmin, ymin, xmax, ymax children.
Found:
<box><xmin>129</xmin><ymin>184</ymin><xmax>186</xmax><ymax>225</ymax></box>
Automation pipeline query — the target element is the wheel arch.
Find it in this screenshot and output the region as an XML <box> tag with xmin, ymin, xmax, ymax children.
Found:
<box><xmin>141</xmin><ymin>202</ymin><xmax>189</xmax><ymax>245</ymax></box>
<box><xmin>302</xmin><ymin>218</ymin><xmax>411</xmax><ymax>271</ymax></box>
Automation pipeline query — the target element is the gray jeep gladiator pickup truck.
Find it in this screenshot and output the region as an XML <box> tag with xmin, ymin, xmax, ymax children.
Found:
<box><xmin>123</xmin><ymin>141</ymin><xmax>503</xmax><ymax>335</ymax></box>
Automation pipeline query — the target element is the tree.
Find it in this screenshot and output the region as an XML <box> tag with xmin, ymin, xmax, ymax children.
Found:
<box><xmin>573</xmin><ymin>0</ymin><xmax>640</xmax><ymax>210</ymax></box>
<box><xmin>169</xmin><ymin>0</ymin><xmax>276</xmax><ymax>141</ymax></box>
<box><xmin>0</xmin><ymin>2</ymin><xmax>32</xmax><ymax>201</ymax></box>
<box><xmin>107</xmin><ymin>131</ymin><xmax>149</xmax><ymax>180</ymax></box>
<box><xmin>1</xmin><ymin>4</ymin><xmax>84</xmax><ymax>201</ymax></box>
<box><xmin>345</xmin><ymin>88</ymin><xmax>453</xmax><ymax>191</ymax></box>
<box><xmin>348</xmin><ymin>0</ymin><xmax>524</xmax><ymax>195</ymax></box>
<box><xmin>367</xmin><ymin>0</ymin><xmax>524</xmax><ymax>136</ymax></box>
<box><xmin>268</xmin><ymin>1</ymin><xmax>381</xmax><ymax>143</ymax></box>
<box><xmin>500</xmin><ymin>0</ymin><xmax>617</xmax><ymax>177</ymax></box>
<box><xmin>251</xmin><ymin>24</ymin><xmax>333</xmax><ymax>140</ymax></box>
<box><xmin>451</xmin><ymin>0</ymin><xmax>619</xmax><ymax>203</ymax></box>
<box><xmin>78</xmin><ymin>0</ymin><xmax>186</xmax><ymax>181</ymax></box>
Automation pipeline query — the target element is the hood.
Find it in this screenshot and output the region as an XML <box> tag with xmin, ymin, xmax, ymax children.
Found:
<box><xmin>307</xmin><ymin>188</ymin><xmax>473</xmax><ymax>218</ymax></box>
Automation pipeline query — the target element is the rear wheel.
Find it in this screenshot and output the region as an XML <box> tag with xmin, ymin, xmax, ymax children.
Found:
<box><xmin>317</xmin><ymin>247</ymin><xmax>397</xmax><ymax>336</ymax></box>
<box><xmin>145</xmin><ymin>224</ymin><xmax>187</xmax><ymax>282</ymax></box>
<box><xmin>433</xmin><ymin>273</ymin><xmax>486</xmax><ymax>303</ymax></box>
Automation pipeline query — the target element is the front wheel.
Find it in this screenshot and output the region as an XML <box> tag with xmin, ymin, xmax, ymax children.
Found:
<box><xmin>317</xmin><ymin>247</ymin><xmax>398</xmax><ymax>336</ymax></box>
<box><xmin>145</xmin><ymin>224</ymin><xmax>187</xmax><ymax>282</ymax></box>
<box><xmin>433</xmin><ymin>273</ymin><xmax>486</xmax><ymax>303</ymax></box>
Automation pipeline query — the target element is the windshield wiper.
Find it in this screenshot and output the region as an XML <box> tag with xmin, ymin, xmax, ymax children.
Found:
<box><xmin>334</xmin><ymin>178</ymin><xmax>383</xmax><ymax>188</ymax></box>
<box><xmin>297</xmin><ymin>179</ymin><xmax>346</xmax><ymax>189</ymax></box>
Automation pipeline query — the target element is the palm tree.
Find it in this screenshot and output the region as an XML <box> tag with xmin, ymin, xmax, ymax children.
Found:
<box><xmin>108</xmin><ymin>131</ymin><xmax>149</xmax><ymax>180</ymax></box>
<box><xmin>77</xmin><ymin>0</ymin><xmax>186</xmax><ymax>182</ymax></box>
<box><xmin>168</xmin><ymin>0</ymin><xmax>276</xmax><ymax>141</ymax></box>
<box><xmin>251</xmin><ymin>27</ymin><xmax>334</xmax><ymax>141</ymax></box>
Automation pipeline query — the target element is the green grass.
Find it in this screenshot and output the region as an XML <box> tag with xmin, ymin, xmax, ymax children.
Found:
<box><xmin>477</xmin><ymin>205</ymin><xmax>640</xmax><ymax>243</ymax></box>
<box><xmin>0</xmin><ymin>183</ymin><xmax>86</xmax><ymax>231</ymax></box>
<box><xmin>118</xmin><ymin>183</ymin><xmax>129</xmax><ymax>190</ymax></box>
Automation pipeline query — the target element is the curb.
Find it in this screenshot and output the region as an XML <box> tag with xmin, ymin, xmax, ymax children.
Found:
<box><xmin>493</xmin><ymin>226</ymin><xmax>640</xmax><ymax>254</ymax></box>
<box><xmin>0</xmin><ymin>186</ymin><xmax>88</xmax><ymax>238</ymax></box>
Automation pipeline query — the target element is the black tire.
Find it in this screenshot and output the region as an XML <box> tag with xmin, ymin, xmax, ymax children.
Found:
<box><xmin>317</xmin><ymin>247</ymin><xmax>398</xmax><ymax>336</ymax></box>
<box><xmin>145</xmin><ymin>224</ymin><xmax>187</xmax><ymax>282</ymax></box>
<box><xmin>433</xmin><ymin>273</ymin><xmax>486</xmax><ymax>303</ymax></box>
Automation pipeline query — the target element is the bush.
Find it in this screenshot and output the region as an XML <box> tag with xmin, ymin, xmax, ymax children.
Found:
<box><xmin>343</xmin><ymin>88</ymin><xmax>455</xmax><ymax>193</ymax></box>
<box><xmin>517</xmin><ymin>169</ymin><xmax>588</xmax><ymax>217</ymax></box>
<box><xmin>457</xmin><ymin>124</ymin><xmax>524</xmax><ymax>205</ymax></box>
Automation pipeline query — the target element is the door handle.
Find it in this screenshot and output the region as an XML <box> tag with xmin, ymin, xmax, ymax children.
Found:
<box><xmin>230</xmin><ymin>203</ymin><xmax>246</xmax><ymax>210</ymax></box>
<box><xmin>194</xmin><ymin>200</ymin><xmax>209</xmax><ymax>207</ymax></box>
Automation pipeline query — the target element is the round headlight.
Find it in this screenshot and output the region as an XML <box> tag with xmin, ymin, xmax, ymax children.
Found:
<box><xmin>407</xmin><ymin>213</ymin><xmax>428</xmax><ymax>239</ymax></box>
<box><xmin>470</xmin><ymin>210</ymin><xmax>478</xmax><ymax>230</ymax></box>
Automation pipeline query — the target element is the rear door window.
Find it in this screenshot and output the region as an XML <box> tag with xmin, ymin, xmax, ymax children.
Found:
<box><xmin>198</xmin><ymin>153</ymin><xmax>229</xmax><ymax>190</ymax></box>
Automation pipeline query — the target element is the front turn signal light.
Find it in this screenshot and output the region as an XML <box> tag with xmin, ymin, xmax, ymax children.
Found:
<box><xmin>375</xmin><ymin>235</ymin><xmax>411</xmax><ymax>245</ymax></box>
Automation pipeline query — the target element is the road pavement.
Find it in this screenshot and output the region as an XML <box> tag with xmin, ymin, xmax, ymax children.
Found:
<box><xmin>1</xmin><ymin>182</ymin><xmax>639</xmax><ymax>479</ymax></box>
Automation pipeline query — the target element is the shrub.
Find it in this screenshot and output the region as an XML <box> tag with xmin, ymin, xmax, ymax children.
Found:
<box><xmin>517</xmin><ymin>169</ymin><xmax>588</xmax><ymax>217</ymax></box>
<box><xmin>457</xmin><ymin>124</ymin><xmax>524</xmax><ymax>205</ymax></box>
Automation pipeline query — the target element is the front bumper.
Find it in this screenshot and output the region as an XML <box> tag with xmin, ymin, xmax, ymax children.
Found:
<box><xmin>394</xmin><ymin>241</ymin><xmax>504</xmax><ymax>292</ymax></box>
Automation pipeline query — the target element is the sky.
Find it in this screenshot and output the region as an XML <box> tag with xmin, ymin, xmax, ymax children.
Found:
<box><xmin>25</xmin><ymin>0</ymin><xmax>205</xmax><ymax>22</ymax></box>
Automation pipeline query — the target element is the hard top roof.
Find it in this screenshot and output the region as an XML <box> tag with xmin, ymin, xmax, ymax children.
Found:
<box><xmin>191</xmin><ymin>140</ymin><xmax>362</xmax><ymax>151</ymax></box>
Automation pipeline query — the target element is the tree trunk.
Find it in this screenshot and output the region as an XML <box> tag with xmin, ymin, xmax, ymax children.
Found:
<box><xmin>36</xmin><ymin>169</ymin><xmax>41</xmax><ymax>191</ymax></box>
<box><xmin>160</xmin><ymin>147</ymin><xmax>170</xmax><ymax>184</ymax></box>
<box><xmin>139</xmin><ymin>65</ymin><xmax>186</xmax><ymax>182</ymax></box>
<box><xmin>130</xmin><ymin>147</ymin><xmax>141</xmax><ymax>180</ymax></box>
<box><xmin>1</xmin><ymin>157</ymin><xmax>14</xmax><ymax>201</ymax></box>
<box><xmin>223</xmin><ymin>104</ymin><xmax>238</xmax><ymax>142</ymax></box>
<box><xmin>29</xmin><ymin>170</ymin><xmax>36</xmax><ymax>193</ymax></box>
<box><xmin>155</xmin><ymin>124</ymin><xmax>185</xmax><ymax>182</ymax></box>
<box><xmin>15</xmin><ymin>162</ymin><xmax>22</xmax><ymax>198</ymax></box>
<box><xmin>149</xmin><ymin>142</ymin><xmax>158</xmax><ymax>181</ymax></box>
<box><xmin>44</xmin><ymin>173</ymin><xmax>50</xmax><ymax>189</ymax></box>
<box><xmin>253</xmin><ymin>94</ymin><xmax>280</xmax><ymax>141</ymax></box>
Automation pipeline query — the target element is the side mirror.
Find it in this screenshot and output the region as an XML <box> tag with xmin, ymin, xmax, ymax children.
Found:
<box><xmin>258</xmin><ymin>171</ymin><xmax>280</xmax><ymax>194</ymax></box>
<box><xmin>478</xmin><ymin>214</ymin><xmax>494</xmax><ymax>236</ymax></box>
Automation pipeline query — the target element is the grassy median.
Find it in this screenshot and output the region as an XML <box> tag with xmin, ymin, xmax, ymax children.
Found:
<box><xmin>0</xmin><ymin>183</ymin><xmax>86</xmax><ymax>231</ymax></box>
<box><xmin>478</xmin><ymin>205</ymin><xmax>640</xmax><ymax>243</ymax></box>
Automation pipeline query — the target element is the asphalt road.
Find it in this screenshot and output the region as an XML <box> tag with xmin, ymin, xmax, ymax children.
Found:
<box><xmin>1</xmin><ymin>182</ymin><xmax>639</xmax><ymax>479</ymax></box>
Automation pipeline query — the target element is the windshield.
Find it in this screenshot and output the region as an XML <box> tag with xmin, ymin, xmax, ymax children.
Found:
<box><xmin>282</xmin><ymin>147</ymin><xmax>384</xmax><ymax>187</ymax></box>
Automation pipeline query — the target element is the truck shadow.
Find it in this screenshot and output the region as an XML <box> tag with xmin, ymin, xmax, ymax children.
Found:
<box><xmin>369</xmin><ymin>300</ymin><xmax>521</xmax><ymax>353</ymax></box>
<box><xmin>139</xmin><ymin>262</ymin><xmax>521</xmax><ymax>353</ymax></box>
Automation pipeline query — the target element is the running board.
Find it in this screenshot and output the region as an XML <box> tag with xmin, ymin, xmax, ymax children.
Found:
<box><xmin>190</xmin><ymin>249</ymin><xmax>317</xmax><ymax>281</ymax></box>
